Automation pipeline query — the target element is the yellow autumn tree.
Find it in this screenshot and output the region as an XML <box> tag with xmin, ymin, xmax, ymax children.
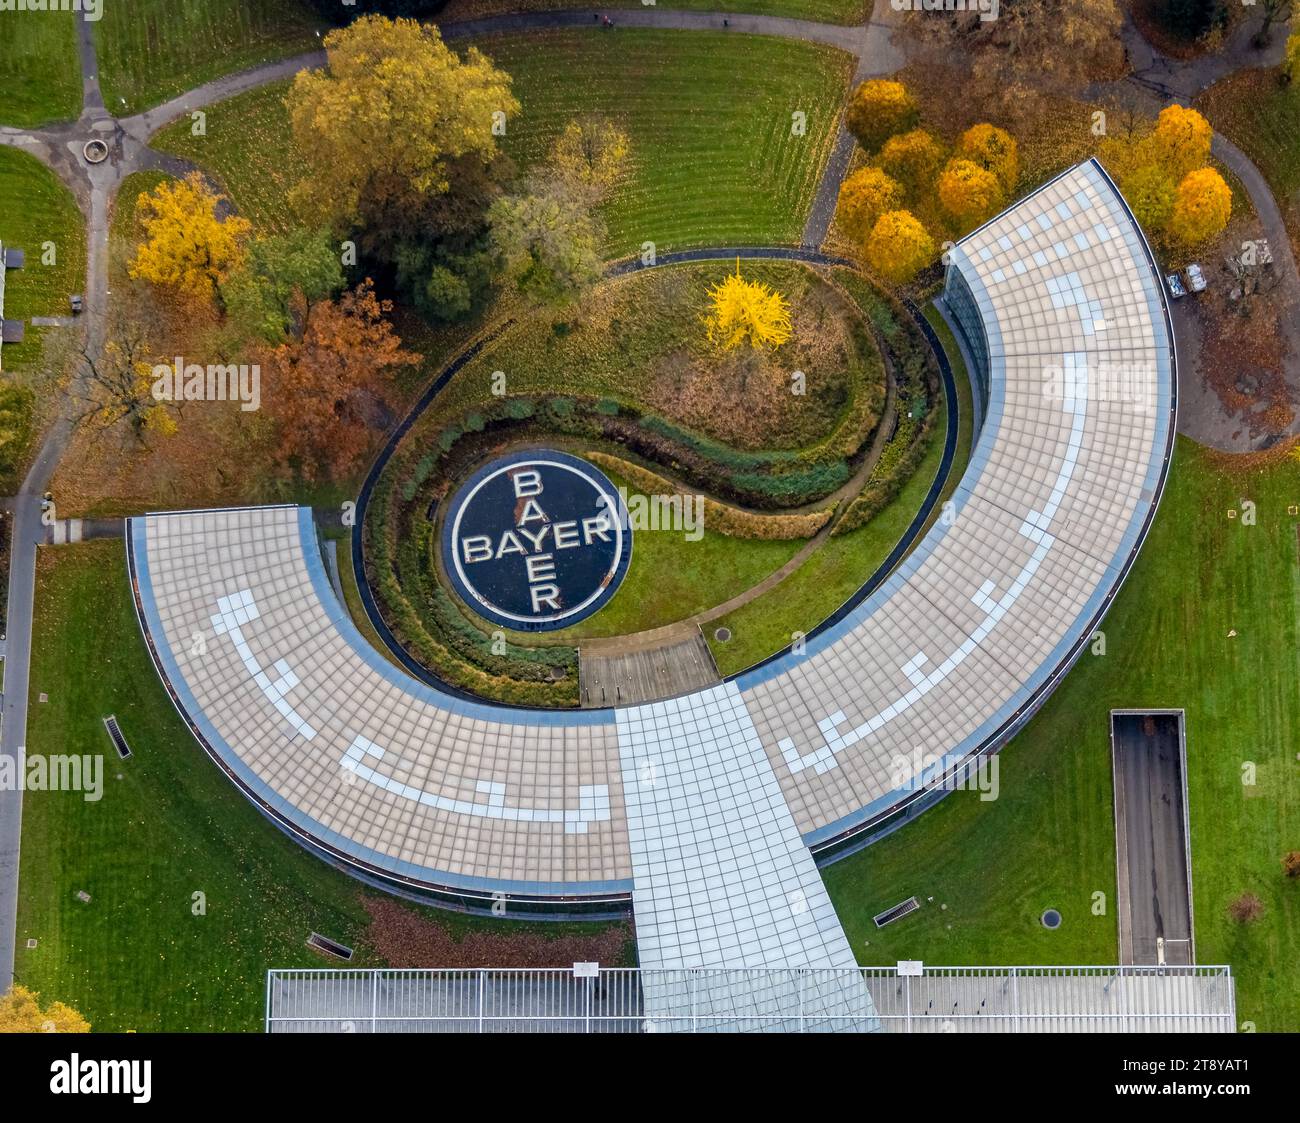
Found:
<box><xmin>1286</xmin><ymin>30</ymin><xmax>1300</xmax><ymax>81</ymax></box>
<box><xmin>957</xmin><ymin>123</ymin><xmax>1019</xmax><ymax>194</ymax></box>
<box><xmin>287</xmin><ymin>16</ymin><xmax>519</xmax><ymax>233</ymax></box>
<box><xmin>878</xmin><ymin>128</ymin><xmax>945</xmax><ymax>193</ymax></box>
<box><xmin>0</xmin><ymin>986</ymin><xmax>90</xmax><ymax>1033</ymax></box>
<box><xmin>865</xmin><ymin>210</ymin><xmax>934</xmax><ymax>284</ymax></box>
<box><xmin>549</xmin><ymin>116</ymin><xmax>631</xmax><ymax>202</ymax></box>
<box><xmin>1149</xmin><ymin>105</ymin><xmax>1213</xmax><ymax>181</ymax></box>
<box><xmin>837</xmin><ymin>167</ymin><xmax>903</xmax><ymax>246</ymax></box>
<box><xmin>129</xmin><ymin>173</ymin><xmax>250</xmax><ymax>308</ymax></box>
<box><xmin>938</xmin><ymin>158</ymin><xmax>1004</xmax><ymax>225</ymax></box>
<box><xmin>1122</xmin><ymin>164</ymin><xmax>1177</xmax><ymax>234</ymax></box>
<box><xmin>1168</xmin><ymin>167</ymin><xmax>1232</xmax><ymax>245</ymax></box>
<box><xmin>703</xmin><ymin>263</ymin><xmax>792</xmax><ymax>351</ymax></box>
<box><xmin>844</xmin><ymin>79</ymin><xmax>918</xmax><ymax>152</ymax></box>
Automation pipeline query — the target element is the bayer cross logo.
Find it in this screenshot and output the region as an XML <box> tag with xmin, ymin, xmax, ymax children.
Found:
<box><xmin>441</xmin><ymin>450</ymin><xmax>632</xmax><ymax>631</ymax></box>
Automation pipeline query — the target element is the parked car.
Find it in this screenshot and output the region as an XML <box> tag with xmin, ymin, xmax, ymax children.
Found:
<box><xmin>69</xmin><ymin>294</ymin><xmax>83</xmax><ymax>314</ymax></box>
<box><xmin>1165</xmin><ymin>272</ymin><xmax>1187</xmax><ymax>298</ymax></box>
<box><xmin>1186</xmin><ymin>263</ymin><xmax>1207</xmax><ymax>292</ymax></box>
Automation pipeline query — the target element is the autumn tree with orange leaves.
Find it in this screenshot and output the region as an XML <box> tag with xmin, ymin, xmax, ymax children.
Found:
<box><xmin>844</xmin><ymin>79</ymin><xmax>917</xmax><ymax>152</ymax></box>
<box><xmin>1168</xmin><ymin>167</ymin><xmax>1233</xmax><ymax>246</ymax></box>
<box><xmin>865</xmin><ymin>211</ymin><xmax>934</xmax><ymax>284</ymax></box>
<box><xmin>938</xmin><ymin>158</ymin><xmax>1004</xmax><ymax>226</ymax></box>
<box><xmin>262</xmin><ymin>280</ymin><xmax>419</xmax><ymax>481</ymax></box>
<box><xmin>877</xmin><ymin>128</ymin><xmax>945</xmax><ymax>194</ymax></box>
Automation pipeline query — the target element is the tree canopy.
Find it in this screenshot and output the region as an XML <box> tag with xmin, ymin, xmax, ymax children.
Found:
<box><xmin>286</xmin><ymin>16</ymin><xmax>519</xmax><ymax>240</ymax></box>
<box><xmin>865</xmin><ymin>210</ymin><xmax>934</xmax><ymax>284</ymax></box>
<box><xmin>129</xmin><ymin>173</ymin><xmax>250</xmax><ymax>309</ymax></box>
<box><xmin>0</xmin><ymin>986</ymin><xmax>89</xmax><ymax>1033</ymax></box>
<box><xmin>844</xmin><ymin>79</ymin><xmax>918</xmax><ymax>153</ymax></box>
<box><xmin>223</xmin><ymin>228</ymin><xmax>346</xmax><ymax>342</ymax></box>
<box><xmin>702</xmin><ymin>264</ymin><xmax>793</xmax><ymax>351</ymax></box>
<box><xmin>837</xmin><ymin>166</ymin><xmax>904</xmax><ymax>246</ymax></box>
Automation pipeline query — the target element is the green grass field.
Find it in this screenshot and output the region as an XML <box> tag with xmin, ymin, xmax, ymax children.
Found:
<box><xmin>14</xmin><ymin>540</ymin><xmax>627</xmax><ymax>1031</ymax></box>
<box><xmin>441</xmin><ymin>0</ymin><xmax>871</xmax><ymax>26</ymax></box>
<box><xmin>150</xmin><ymin>79</ymin><xmax>305</xmax><ymax>235</ymax></box>
<box><xmin>0</xmin><ymin>145</ymin><xmax>84</xmax><ymax>491</ymax></box>
<box><xmin>93</xmin><ymin>0</ymin><xmax>323</xmax><ymax>116</ymax></box>
<box><xmin>0</xmin><ymin>147</ymin><xmax>87</xmax><ymax>370</ymax></box>
<box><xmin>824</xmin><ymin>439</ymin><xmax>1300</xmax><ymax>1031</ymax></box>
<box><xmin>0</xmin><ymin>7</ymin><xmax>81</xmax><ymax>126</ymax></box>
<box><xmin>154</xmin><ymin>31</ymin><xmax>852</xmax><ymax>253</ymax></box>
<box><xmin>486</xmin><ymin>29</ymin><xmax>852</xmax><ymax>255</ymax></box>
<box><xmin>1199</xmin><ymin>67</ymin><xmax>1300</xmax><ymax>210</ymax></box>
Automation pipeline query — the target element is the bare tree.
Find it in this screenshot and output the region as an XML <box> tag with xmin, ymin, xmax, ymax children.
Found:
<box><xmin>71</xmin><ymin>307</ymin><xmax>179</xmax><ymax>446</ymax></box>
<box><xmin>1254</xmin><ymin>0</ymin><xmax>1293</xmax><ymax>47</ymax></box>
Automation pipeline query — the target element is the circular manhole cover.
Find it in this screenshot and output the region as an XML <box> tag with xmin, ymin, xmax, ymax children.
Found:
<box><xmin>1041</xmin><ymin>908</ymin><xmax>1062</xmax><ymax>930</ymax></box>
<box><xmin>714</xmin><ymin>627</ymin><xmax>732</xmax><ymax>643</ymax></box>
<box><xmin>82</xmin><ymin>139</ymin><xmax>108</xmax><ymax>164</ymax></box>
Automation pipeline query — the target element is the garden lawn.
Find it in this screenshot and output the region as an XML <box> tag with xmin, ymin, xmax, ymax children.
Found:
<box><xmin>824</xmin><ymin>439</ymin><xmax>1300</xmax><ymax>1031</ymax></box>
<box><xmin>151</xmin><ymin>31</ymin><xmax>852</xmax><ymax>255</ymax></box>
<box><xmin>15</xmin><ymin>540</ymin><xmax>623</xmax><ymax>1031</ymax></box>
<box><xmin>0</xmin><ymin>147</ymin><xmax>86</xmax><ymax>369</ymax></box>
<box><xmin>535</xmin><ymin>470</ymin><xmax>802</xmax><ymax>642</ymax></box>
<box><xmin>0</xmin><ymin>6</ymin><xmax>80</xmax><ymax>126</ymax></box>
<box><xmin>471</xmin><ymin>29</ymin><xmax>852</xmax><ymax>255</ymax></box>
<box><xmin>93</xmin><ymin>0</ymin><xmax>324</xmax><ymax>116</ymax></box>
<box><xmin>150</xmin><ymin>79</ymin><xmax>305</xmax><ymax>235</ymax></box>
<box><xmin>0</xmin><ymin>145</ymin><xmax>86</xmax><ymax>490</ymax></box>
<box><xmin>707</xmin><ymin>297</ymin><xmax>975</xmax><ymax>676</ymax></box>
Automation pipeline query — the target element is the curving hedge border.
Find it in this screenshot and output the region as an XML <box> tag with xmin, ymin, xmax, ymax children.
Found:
<box><xmin>351</xmin><ymin>249</ymin><xmax>955</xmax><ymax>709</ymax></box>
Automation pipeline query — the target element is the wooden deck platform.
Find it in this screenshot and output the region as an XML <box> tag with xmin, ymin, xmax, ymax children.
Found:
<box><xmin>579</xmin><ymin>628</ymin><xmax>721</xmax><ymax>708</ymax></box>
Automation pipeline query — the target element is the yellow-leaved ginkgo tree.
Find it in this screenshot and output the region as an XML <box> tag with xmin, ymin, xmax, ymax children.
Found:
<box><xmin>702</xmin><ymin>261</ymin><xmax>792</xmax><ymax>351</ymax></box>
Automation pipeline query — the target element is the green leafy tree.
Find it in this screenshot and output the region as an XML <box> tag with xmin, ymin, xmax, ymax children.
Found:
<box><xmin>489</xmin><ymin>181</ymin><xmax>604</xmax><ymax>307</ymax></box>
<box><xmin>223</xmin><ymin>228</ymin><xmax>346</xmax><ymax>341</ymax></box>
<box><xmin>1122</xmin><ymin>164</ymin><xmax>1178</xmax><ymax>233</ymax></box>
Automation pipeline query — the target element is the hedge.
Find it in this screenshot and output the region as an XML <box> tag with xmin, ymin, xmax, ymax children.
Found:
<box><xmin>586</xmin><ymin>452</ymin><xmax>833</xmax><ymax>540</ymax></box>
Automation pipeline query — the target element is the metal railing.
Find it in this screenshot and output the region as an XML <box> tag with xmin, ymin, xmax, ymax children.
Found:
<box><xmin>266</xmin><ymin>965</ymin><xmax>1235</xmax><ymax>1034</ymax></box>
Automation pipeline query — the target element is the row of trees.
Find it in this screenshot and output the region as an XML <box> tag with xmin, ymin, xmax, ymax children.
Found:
<box><xmin>838</xmin><ymin>79</ymin><xmax>1023</xmax><ymax>283</ymax></box>
<box><xmin>120</xmin><ymin>171</ymin><xmax>417</xmax><ymax>480</ymax></box>
<box><xmin>1100</xmin><ymin>104</ymin><xmax>1232</xmax><ymax>247</ymax></box>
<box><xmin>837</xmin><ymin>84</ymin><xmax>1235</xmax><ymax>286</ymax></box>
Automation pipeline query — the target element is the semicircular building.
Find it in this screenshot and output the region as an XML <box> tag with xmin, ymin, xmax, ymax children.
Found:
<box><xmin>128</xmin><ymin>159</ymin><xmax>1175</xmax><ymax>987</ymax></box>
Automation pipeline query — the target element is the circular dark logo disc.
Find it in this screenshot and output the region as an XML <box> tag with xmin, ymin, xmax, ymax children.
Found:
<box><xmin>441</xmin><ymin>450</ymin><xmax>632</xmax><ymax>632</ymax></box>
